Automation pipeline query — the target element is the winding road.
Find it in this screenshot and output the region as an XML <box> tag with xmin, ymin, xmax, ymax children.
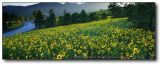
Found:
<box><xmin>3</xmin><ymin>20</ymin><xmax>36</xmax><ymax>37</ymax></box>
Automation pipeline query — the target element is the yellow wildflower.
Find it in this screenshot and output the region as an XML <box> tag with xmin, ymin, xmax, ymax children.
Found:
<box><xmin>80</xmin><ymin>46</ymin><xmax>83</xmax><ymax>49</ymax></box>
<box><xmin>107</xmin><ymin>48</ymin><xmax>111</xmax><ymax>51</ymax></box>
<box><xmin>83</xmin><ymin>46</ymin><xmax>87</xmax><ymax>49</ymax></box>
<box><xmin>73</xmin><ymin>49</ymin><xmax>77</xmax><ymax>52</ymax></box>
<box><xmin>56</xmin><ymin>54</ymin><xmax>63</xmax><ymax>60</ymax></box>
<box><xmin>66</xmin><ymin>44</ymin><xmax>72</xmax><ymax>49</ymax></box>
<box><xmin>62</xmin><ymin>52</ymin><xmax>66</xmax><ymax>57</ymax></box>
<box><xmin>77</xmin><ymin>50</ymin><xmax>82</xmax><ymax>54</ymax></box>
<box><xmin>82</xmin><ymin>53</ymin><xmax>88</xmax><ymax>58</ymax></box>
<box><xmin>133</xmin><ymin>48</ymin><xmax>140</xmax><ymax>54</ymax></box>
<box><xmin>126</xmin><ymin>53</ymin><xmax>129</xmax><ymax>57</ymax></box>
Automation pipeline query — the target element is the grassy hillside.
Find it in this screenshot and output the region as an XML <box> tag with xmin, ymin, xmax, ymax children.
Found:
<box><xmin>3</xmin><ymin>17</ymin><xmax>155</xmax><ymax>60</ymax></box>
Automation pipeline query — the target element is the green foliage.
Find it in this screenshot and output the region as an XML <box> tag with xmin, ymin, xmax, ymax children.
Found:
<box><xmin>7</xmin><ymin>23</ymin><xmax>23</xmax><ymax>31</ymax></box>
<box><xmin>80</xmin><ymin>9</ymin><xmax>89</xmax><ymax>22</ymax></box>
<box><xmin>45</xmin><ymin>9</ymin><xmax>56</xmax><ymax>27</ymax></box>
<box><xmin>57</xmin><ymin>16</ymin><xmax>63</xmax><ymax>25</ymax></box>
<box><xmin>3</xmin><ymin>11</ymin><xmax>8</xmax><ymax>31</ymax></box>
<box><xmin>34</xmin><ymin>10</ymin><xmax>44</xmax><ymax>29</ymax></box>
<box><xmin>32</xmin><ymin>10</ymin><xmax>37</xmax><ymax>19</ymax></box>
<box><xmin>108</xmin><ymin>2</ymin><xmax>156</xmax><ymax>31</ymax></box>
<box><xmin>89</xmin><ymin>12</ymin><xmax>100</xmax><ymax>21</ymax></box>
<box><xmin>96</xmin><ymin>9</ymin><xmax>111</xmax><ymax>15</ymax></box>
<box><xmin>101</xmin><ymin>13</ymin><xmax>108</xmax><ymax>19</ymax></box>
<box><xmin>32</xmin><ymin>9</ymin><xmax>111</xmax><ymax>28</ymax></box>
<box><xmin>16</xmin><ymin>16</ymin><xmax>25</xmax><ymax>22</ymax></box>
<box><xmin>3</xmin><ymin>11</ymin><xmax>25</xmax><ymax>32</ymax></box>
<box><xmin>3</xmin><ymin>17</ymin><xmax>155</xmax><ymax>60</ymax></box>
<box><xmin>72</xmin><ymin>12</ymin><xmax>81</xmax><ymax>23</ymax></box>
<box><xmin>108</xmin><ymin>3</ymin><xmax>123</xmax><ymax>18</ymax></box>
<box><xmin>63</xmin><ymin>12</ymin><xmax>72</xmax><ymax>25</ymax></box>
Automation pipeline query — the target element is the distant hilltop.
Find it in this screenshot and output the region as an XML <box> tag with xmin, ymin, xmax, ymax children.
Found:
<box><xmin>3</xmin><ymin>2</ymin><xmax>109</xmax><ymax>17</ymax></box>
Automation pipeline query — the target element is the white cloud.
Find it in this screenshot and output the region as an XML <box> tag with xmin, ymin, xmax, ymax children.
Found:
<box><xmin>77</xmin><ymin>2</ymin><xmax>84</xmax><ymax>5</ymax></box>
<box><xmin>71</xmin><ymin>2</ymin><xmax>85</xmax><ymax>5</ymax></box>
<box><xmin>58</xmin><ymin>2</ymin><xmax>85</xmax><ymax>5</ymax></box>
<box><xmin>59</xmin><ymin>2</ymin><xmax>66</xmax><ymax>4</ymax></box>
<box><xmin>3</xmin><ymin>3</ymin><xmax>39</xmax><ymax>6</ymax></box>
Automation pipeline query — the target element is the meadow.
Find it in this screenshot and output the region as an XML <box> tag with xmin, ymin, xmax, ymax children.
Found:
<box><xmin>3</xmin><ymin>17</ymin><xmax>155</xmax><ymax>60</ymax></box>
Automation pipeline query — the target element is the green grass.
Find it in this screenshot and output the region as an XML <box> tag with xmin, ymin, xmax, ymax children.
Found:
<box><xmin>3</xmin><ymin>17</ymin><xmax>155</xmax><ymax>60</ymax></box>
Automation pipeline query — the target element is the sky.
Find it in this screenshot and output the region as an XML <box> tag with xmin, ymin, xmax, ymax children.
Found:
<box><xmin>3</xmin><ymin>3</ymin><xmax>40</xmax><ymax>6</ymax></box>
<box><xmin>3</xmin><ymin>2</ymin><xmax>85</xmax><ymax>6</ymax></box>
<box><xmin>3</xmin><ymin>2</ymin><xmax>109</xmax><ymax>17</ymax></box>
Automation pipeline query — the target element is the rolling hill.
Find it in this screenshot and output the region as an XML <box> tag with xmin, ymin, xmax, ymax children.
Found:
<box><xmin>3</xmin><ymin>17</ymin><xmax>155</xmax><ymax>60</ymax></box>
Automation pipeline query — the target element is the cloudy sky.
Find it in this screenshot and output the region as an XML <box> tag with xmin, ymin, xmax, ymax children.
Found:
<box><xmin>3</xmin><ymin>3</ymin><xmax>39</xmax><ymax>6</ymax></box>
<box><xmin>3</xmin><ymin>2</ymin><xmax>85</xmax><ymax>6</ymax></box>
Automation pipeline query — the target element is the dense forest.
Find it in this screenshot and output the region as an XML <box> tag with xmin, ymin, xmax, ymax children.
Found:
<box><xmin>3</xmin><ymin>12</ymin><xmax>26</xmax><ymax>32</ymax></box>
<box><xmin>32</xmin><ymin>9</ymin><xmax>109</xmax><ymax>29</ymax></box>
<box><xmin>31</xmin><ymin>2</ymin><xmax>155</xmax><ymax>31</ymax></box>
<box><xmin>108</xmin><ymin>3</ymin><xmax>155</xmax><ymax>31</ymax></box>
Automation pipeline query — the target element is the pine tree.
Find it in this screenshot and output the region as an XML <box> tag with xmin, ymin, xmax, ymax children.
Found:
<box><xmin>45</xmin><ymin>9</ymin><xmax>56</xmax><ymax>27</ymax></box>
<box><xmin>34</xmin><ymin>10</ymin><xmax>44</xmax><ymax>28</ymax></box>
<box><xmin>80</xmin><ymin>9</ymin><xmax>89</xmax><ymax>22</ymax></box>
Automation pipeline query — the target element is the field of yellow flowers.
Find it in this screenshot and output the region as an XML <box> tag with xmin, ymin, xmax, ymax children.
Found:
<box><xmin>3</xmin><ymin>17</ymin><xmax>155</xmax><ymax>60</ymax></box>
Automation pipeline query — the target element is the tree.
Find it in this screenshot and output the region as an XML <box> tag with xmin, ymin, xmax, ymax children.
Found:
<box><xmin>32</xmin><ymin>10</ymin><xmax>37</xmax><ymax>19</ymax></box>
<box><xmin>101</xmin><ymin>12</ymin><xmax>108</xmax><ymax>19</ymax></box>
<box><xmin>123</xmin><ymin>3</ymin><xmax>135</xmax><ymax>19</ymax></box>
<box><xmin>3</xmin><ymin>11</ymin><xmax>9</xmax><ymax>32</ymax></box>
<box><xmin>63</xmin><ymin>10</ymin><xmax>72</xmax><ymax>25</ymax></box>
<box><xmin>57</xmin><ymin>16</ymin><xmax>63</xmax><ymax>25</ymax></box>
<box><xmin>80</xmin><ymin>9</ymin><xmax>89</xmax><ymax>22</ymax></box>
<box><xmin>34</xmin><ymin>10</ymin><xmax>44</xmax><ymax>28</ymax></box>
<box><xmin>89</xmin><ymin>12</ymin><xmax>100</xmax><ymax>21</ymax></box>
<box><xmin>134</xmin><ymin>3</ymin><xmax>156</xmax><ymax>30</ymax></box>
<box><xmin>108</xmin><ymin>2</ymin><xmax>155</xmax><ymax>31</ymax></box>
<box><xmin>72</xmin><ymin>12</ymin><xmax>80</xmax><ymax>23</ymax></box>
<box><xmin>147</xmin><ymin>3</ymin><xmax>156</xmax><ymax>29</ymax></box>
<box><xmin>108</xmin><ymin>3</ymin><xmax>123</xmax><ymax>18</ymax></box>
<box><xmin>9</xmin><ymin>14</ymin><xmax>17</xmax><ymax>23</ymax></box>
<box><xmin>45</xmin><ymin>9</ymin><xmax>56</xmax><ymax>27</ymax></box>
<box><xmin>16</xmin><ymin>16</ymin><xmax>25</xmax><ymax>22</ymax></box>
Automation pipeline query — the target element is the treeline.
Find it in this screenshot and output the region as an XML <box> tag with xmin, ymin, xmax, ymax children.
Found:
<box><xmin>3</xmin><ymin>12</ymin><xmax>25</xmax><ymax>32</ymax></box>
<box><xmin>108</xmin><ymin>2</ymin><xmax>156</xmax><ymax>31</ymax></box>
<box><xmin>32</xmin><ymin>9</ymin><xmax>109</xmax><ymax>29</ymax></box>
